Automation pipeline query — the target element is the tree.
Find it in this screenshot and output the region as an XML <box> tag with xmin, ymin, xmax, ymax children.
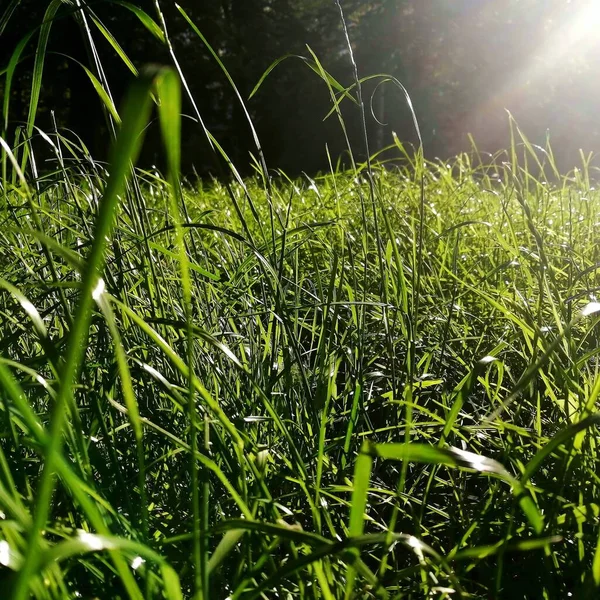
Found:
<box><xmin>3</xmin><ymin>0</ymin><xmax>599</xmax><ymax>175</ymax></box>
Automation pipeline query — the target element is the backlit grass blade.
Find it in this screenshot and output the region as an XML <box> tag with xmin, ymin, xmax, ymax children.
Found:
<box><xmin>364</xmin><ymin>441</ymin><xmax>543</xmax><ymax>534</ymax></box>
<box><xmin>207</xmin><ymin>528</ymin><xmax>245</xmax><ymax>575</ymax></box>
<box><xmin>345</xmin><ymin>441</ymin><xmax>374</xmax><ymax>599</ymax></box>
<box><xmin>0</xmin><ymin>0</ymin><xmax>21</xmax><ymax>35</ymax></box>
<box><xmin>4</xmin><ymin>226</ymin><xmax>85</xmax><ymax>270</ymax></box>
<box><xmin>89</xmin><ymin>13</ymin><xmax>138</xmax><ymax>76</ymax></box>
<box><xmin>39</xmin><ymin>532</ymin><xmax>183</xmax><ymax>600</ymax></box>
<box><xmin>248</xmin><ymin>53</ymin><xmax>355</xmax><ymax>103</ymax></box>
<box><xmin>1</xmin><ymin>29</ymin><xmax>33</xmax><ymax>191</ymax></box>
<box><xmin>108</xmin><ymin>0</ymin><xmax>166</xmax><ymax>43</ymax></box>
<box><xmin>176</xmin><ymin>4</ymin><xmax>269</xmax><ymax>179</ymax></box>
<box><xmin>10</xmin><ymin>66</ymin><xmax>161</xmax><ymax>600</ymax></box>
<box><xmin>2</xmin><ymin>31</ymin><xmax>35</xmax><ymax>132</ymax></box>
<box><xmin>521</xmin><ymin>413</ymin><xmax>600</xmax><ymax>484</ymax></box>
<box><xmin>22</xmin><ymin>0</ymin><xmax>63</xmax><ymax>169</ymax></box>
<box><xmin>155</xmin><ymin>65</ymin><xmax>210</xmax><ymax>600</ymax></box>
<box><xmin>0</xmin><ymin>362</ymin><xmax>144</xmax><ymax>598</ymax></box>
<box><xmin>441</xmin><ymin>355</ymin><xmax>499</xmax><ymax>443</ymax></box>
<box><xmin>0</xmin><ymin>278</ymin><xmax>48</xmax><ymax>339</ymax></box>
<box><xmin>57</xmin><ymin>54</ymin><xmax>122</xmax><ymax>123</ymax></box>
<box><xmin>152</xmin><ymin>0</ymin><xmax>263</xmax><ymax>245</ymax></box>
<box><xmin>451</xmin><ymin>536</ymin><xmax>562</xmax><ymax>561</ymax></box>
<box><xmin>368</xmin><ymin>442</ymin><xmax>513</xmax><ymax>478</ymax></box>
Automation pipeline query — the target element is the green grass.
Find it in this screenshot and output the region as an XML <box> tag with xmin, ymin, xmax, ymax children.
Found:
<box><xmin>3</xmin><ymin>116</ymin><xmax>600</xmax><ymax>598</ymax></box>
<box><xmin>4</xmin><ymin>2</ymin><xmax>600</xmax><ymax>599</ymax></box>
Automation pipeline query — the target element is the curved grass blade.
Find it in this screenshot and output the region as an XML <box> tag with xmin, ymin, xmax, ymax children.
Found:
<box><xmin>108</xmin><ymin>0</ymin><xmax>166</xmax><ymax>43</ymax></box>
<box><xmin>238</xmin><ymin>528</ymin><xmax>455</xmax><ymax>600</ymax></box>
<box><xmin>0</xmin><ymin>0</ymin><xmax>21</xmax><ymax>36</ymax></box>
<box><xmin>451</xmin><ymin>536</ymin><xmax>562</xmax><ymax>562</ymax></box>
<box><xmin>22</xmin><ymin>0</ymin><xmax>63</xmax><ymax>169</ymax></box>
<box><xmin>2</xmin><ymin>31</ymin><xmax>35</xmax><ymax>132</ymax></box>
<box><xmin>4</xmin><ymin>227</ymin><xmax>85</xmax><ymax>271</ymax></box>
<box><xmin>485</xmin><ymin>301</ymin><xmax>600</xmax><ymax>422</ymax></box>
<box><xmin>441</xmin><ymin>355</ymin><xmax>499</xmax><ymax>444</ymax></box>
<box><xmin>521</xmin><ymin>413</ymin><xmax>600</xmax><ymax>484</ymax></box>
<box><xmin>363</xmin><ymin>441</ymin><xmax>543</xmax><ymax>536</ymax></box>
<box><xmin>89</xmin><ymin>14</ymin><xmax>138</xmax><ymax>76</ymax></box>
<box><xmin>0</xmin><ymin>278</ymin><xmax>48</xmax><ymax>339</ymax></box>
<box><xmin>39</xmin><ymin>532</ymin><xmax>182</xmax><ymax>600</ymax></box>
<box><xmin>109</xmin><ymin>295</ymin><xmax>243</xmax><ymax>445</ymax></box>
<box><xmin>367</xmin><ymin>442</ymin><xmax>513</xmax><ymax>480</ymax></box>
<box><xmin>248</xmin><ymin>53</ymin><xmax>354</xmax><ymax>103</ymax></box>
<box><xmin>54</xmin><ymin>53</ymin><xmax>121</xmax><ymax>123</ymax></box>
<box><xmin>0</xmin><ymin>362</ymin><xmax>144</xmax><ymax>599</ymax></box>
<box><xmin>176</xmin><ymin>4</ymin><xmax>268</xmax><ymax>177</ymax></box>
<box><xmin>106</xmin><ymin>395</ymin><xmax>252</xmax><ymax>520</ymax></box>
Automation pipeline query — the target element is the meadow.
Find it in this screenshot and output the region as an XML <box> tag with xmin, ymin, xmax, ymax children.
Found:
<box><xmin>3</xmin><ymin>4</ymin><xmax>600</xmax><ymax>600</ymax></box>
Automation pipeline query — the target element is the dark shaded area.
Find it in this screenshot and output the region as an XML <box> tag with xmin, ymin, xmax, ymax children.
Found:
<box><xmin>2</xmin><ymin>0</ymin><xmax>600</xmax><ymax>176</ymax></box>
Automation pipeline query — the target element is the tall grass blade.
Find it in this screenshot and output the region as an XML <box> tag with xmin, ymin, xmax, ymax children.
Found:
<box><xmin>10</xmin><ymin>66</ymin><xmax>162</xmax><ymax>600</ymax></box>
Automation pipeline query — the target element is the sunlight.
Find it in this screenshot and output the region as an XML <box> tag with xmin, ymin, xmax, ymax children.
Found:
<box><xmin>467</xmin><ymin>0</ymin><xmax>600</xmax><ymax>139</ymax></box>
<box><xmin>561</xmin><ymin>1</ymin><xmax>600</xmax><ymax>50</ymax></box>
<box><xmin>519</xmin><ymin>0</ymin><xmax>600</xmax><ymax>82</ymax></box>
<box><xmin>91</xmin><ymin>277</ymin><xmax>105</xmax><ymax>302</ymax></box>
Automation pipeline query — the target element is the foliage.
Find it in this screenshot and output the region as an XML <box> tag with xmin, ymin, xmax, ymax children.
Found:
<box><xmin>4</xmin><ymin>0</ymin><xmax>600</xmax><ymax>174</ymax></box>
<box><xmin>2</xmin><ymin>1</ymin><xmax>600</xmax><ymax>599</ymax></box>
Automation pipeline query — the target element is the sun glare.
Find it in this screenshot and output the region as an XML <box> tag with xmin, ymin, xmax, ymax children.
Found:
<box><xmin>563</xmin><ymin>1</ymin><xmax>600</xmax><ymax>47</ymax></box>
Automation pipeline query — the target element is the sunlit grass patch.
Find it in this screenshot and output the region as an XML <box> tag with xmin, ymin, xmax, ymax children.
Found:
<box><xmin>3</xmin><ymin>1</ymin><xmax>600</xmax><ymax>598</ymax></box>
<box><xmin>3</xmin><ymin>113</ymin><xmax>600</xmax><ymax>597</ymax></box>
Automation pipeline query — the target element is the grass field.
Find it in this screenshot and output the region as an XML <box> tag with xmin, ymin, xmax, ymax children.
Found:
<box><xmin>4</xmin><ymin>3</ymin><xmax>600</xmax><ymax>599</ymax></box>
<box><xmin>3</xmin><ymin>100</ymin><xmax>600</xmax><ymax>598</ymax></box>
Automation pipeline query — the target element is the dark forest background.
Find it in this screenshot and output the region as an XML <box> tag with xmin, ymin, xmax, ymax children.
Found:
<box><xmin>2</xmin><ymin>0</ymin><xmax>600</xmax><ymax>176</ymax></box>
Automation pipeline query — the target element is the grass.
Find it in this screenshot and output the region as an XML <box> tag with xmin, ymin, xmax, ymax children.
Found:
<box><xmin>3</xmin><ymin>2</ymin><xmax>600</xmax><ymax>599</ymax></box>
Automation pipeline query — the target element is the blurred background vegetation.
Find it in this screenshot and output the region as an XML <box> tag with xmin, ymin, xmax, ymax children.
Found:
<box><xmin>3</xmin><ymin>0</ymin><xmax>600</xmax><ymax>175</ymax></box>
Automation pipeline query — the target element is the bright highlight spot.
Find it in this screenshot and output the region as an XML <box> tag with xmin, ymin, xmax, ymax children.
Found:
<box><xmin>92</xmin><ymin>278</ymin><xmax>105</xmax><ymax>302</ymax></box>
<box><xmin>21</xmin><ymin>299</ymin><xmax>39</xmax><ymax>319</ymax></box>
<box><xmin>581</xmin><ymin>302</ymin><xmax>600</xmax><ymax>317</ymax></box>
<box><xmin>553</xmin><ymin>1</ymin><xmax>600</xmax><ymax>57</ymax></box>
<box><xmin>77</xmin><ymin>530</ymin><xmax>104</xmax><ymax>551</ymax></box>
<box><xmin>131</xmin><ymin>556</ymin><xmax>145</xmax><ymax>570</ymax></box>
<box><xmin>572</xmin><ymin>1</ymin><xmax>600</xmax><ymax>29</ymax></box>
<box><xmin>407</xmin><ymin>536</ymin><xmax>425</xmax><ymax>562</ymax></box>
<box><xmin>0</xmin><ymin>540</ymin><xmax>10</xmax><ymax>567</ymax></box>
